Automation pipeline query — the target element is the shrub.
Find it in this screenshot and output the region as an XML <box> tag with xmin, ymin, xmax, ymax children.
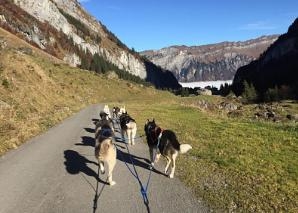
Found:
<box><xmin>242</xmin><ymin>80</ymin><xmax>258</xmax><ymax>103</ymax></box>
<box><xmin>264</xmin><ymin>86</ymin><xmax>280</xmax><ymax>102</ymax></box>
<box><xmin>181</xmin><ymin>87</ymin><xmax>190</xmax><ymax>97</ymax></box>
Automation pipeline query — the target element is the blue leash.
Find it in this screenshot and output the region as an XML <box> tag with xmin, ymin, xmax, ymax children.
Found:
<box><xmin>116</xmin><ymin>142</ymin><xmax>152</xmax><ymax>206</ymax></box>
<box><xmin>113</xmin><ymin>117</ymin><xmax>152</xmax><ymax>207</ymax></box>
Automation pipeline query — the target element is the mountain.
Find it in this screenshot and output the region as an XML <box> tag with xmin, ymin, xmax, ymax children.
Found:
<box><xmin>232</xmin><ymin>18</ymin><xmax>298</xmax><ymax>99</ymax></box>
<box><xmin>140</xmin><ymin>36</ymin><xmax>278</xmax><ymax>82</ymax></box>
<box><xmin>0</xmin><ymin>0</ymin><xmax>180</xmax><ymax>89</ymax></box>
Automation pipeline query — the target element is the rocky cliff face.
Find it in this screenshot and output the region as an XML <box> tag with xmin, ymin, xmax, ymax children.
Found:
<box><xmin>232</xmin><ymin>18</ymin><xmax>298</xmax><ymax>98</ymax></box>
<box><xmin>11</xmin><ymin>0</ymin><xmax>146</xmax><ymax>77</ymax></box>
<box><xmin>0</xmin><ymin>0</ymin><xmax>180</xmax><ymax>89</ymax></box>
<box><xmin>141</xmin><ymin>36</ymin><xmax>278</xmax><ymax>82</ymax></box>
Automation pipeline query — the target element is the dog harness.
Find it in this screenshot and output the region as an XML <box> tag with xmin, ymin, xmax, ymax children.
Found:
<box><xmin>100</xmin><ymin>128</ymin><xmax>113</xmax><ymax>137</ymax></box>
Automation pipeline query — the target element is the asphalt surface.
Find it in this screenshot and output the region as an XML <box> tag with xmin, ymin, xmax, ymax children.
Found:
<box><xmin>0</xmin><ymin>104</ymin><xmax>209</xmax><ymax>213</ymax></box>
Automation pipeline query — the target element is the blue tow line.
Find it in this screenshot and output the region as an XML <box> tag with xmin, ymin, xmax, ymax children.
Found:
<box><xmin>116</xmin><ymin>139</ymin><xmax>152</xmax><ymax>206</ymax></box>
<box><xmin>113</xmin><ymin>118</ymin><xmax>152</xmax><ymax>208</ymax></box>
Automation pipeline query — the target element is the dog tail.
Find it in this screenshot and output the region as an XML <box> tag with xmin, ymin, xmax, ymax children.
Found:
<box><xmin>179</xmin><ymin>144</ymin><xmax>192</xmax><ymax>154</ymax></box>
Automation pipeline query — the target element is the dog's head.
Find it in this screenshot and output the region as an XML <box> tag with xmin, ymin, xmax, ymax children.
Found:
<box><xmin>99</xmin><ymin>111</ymin><xmax>109</xmax><ymax>120</ymax></box>
<box><xmin>104</xmin><ymin>105</ymin><xmax>109</xmax><ymax>110</ymax></box>
<box><xmin>144</xmin><ymin>119</ymin><xmax>162</xmax><ymax>144</ymax></box>
<box><xmin>144</xmin><ymin>119</ymin><xmax>156</xmax><ymax>134</ymax></box>
<box><xmin>113</xmin><ymin>106</ymin><xmax>120</xmax><ymax>113</ymax></box>
<box><xmin>119</xmin><ymin>106</ymin><xmax>126</xmax><ymax>114</ymax></box>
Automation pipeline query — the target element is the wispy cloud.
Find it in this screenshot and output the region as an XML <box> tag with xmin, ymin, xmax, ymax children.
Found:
<box><xmin>239</xmin><ymin>21</ymin><xmax>277</xmax><ymax>31</ymax></box>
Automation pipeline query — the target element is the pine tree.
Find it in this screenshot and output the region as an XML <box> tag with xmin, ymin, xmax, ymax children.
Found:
<box><xmin>242</xmin><ymin>80</ymin><xmax>257</xmax><ymax>103</ymax></box>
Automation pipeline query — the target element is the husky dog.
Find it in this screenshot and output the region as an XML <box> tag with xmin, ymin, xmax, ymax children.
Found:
<box><xmin>96</xmin><ymin>111</ymin><xmax>114</xmax><ymax>137</ymax></box>
<box><xmin>103</xmin><ymin>105</ymin><xmax>111</xmax><ymax>119</ymax></box>
<box><xmin>119</xmin><ymin>112</ymin><xmax>137</xmax><ymax>145</ymax></box>
<box><xmin>119</xmin><ymin>106</ymin><xmax>126</xmax><ymax>115</ymax></box>
<box><xmin>95</xmin><ymin>113</ymin><xmax>117</xmax><ymax>186</ymax></box>
<box><xmin>144</xmin><ymin>119</ymin><xmax>192</xmax><ymax>178</ymax></box>
<box><xmin>112</xmin><ymin>106</ymin><xmax>120</xmax><ymax>119</ymax></box>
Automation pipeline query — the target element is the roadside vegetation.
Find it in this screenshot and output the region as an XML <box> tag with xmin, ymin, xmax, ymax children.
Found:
<box><xmin>0</xmin><ymin>28</ymin><xmax>297</xmax><ymax>212</ymax></box>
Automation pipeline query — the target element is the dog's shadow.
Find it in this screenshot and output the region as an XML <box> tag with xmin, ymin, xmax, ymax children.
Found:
<box><xmin>92</xmin><ymin>119</ymin><xmax>99</xmax><ymax>125</ymax></box>
<box><xmin>84</xmin><ymin>127</ymin><xmax>95</xmax><ymax>134</ymax></box>
<box><xmin>75</xmin><ymin>136</ymin><xmax>95</xmax><ymax>147</ymax></box>
<box><xmin>63</xmin><ymin>150</ymin><xmax>107</xmax><ymax>184</ymax></box>
<box><xmin>116</xmin><ymin>148</ymin><xmax>166</xmax><ymax>176</ymax></box>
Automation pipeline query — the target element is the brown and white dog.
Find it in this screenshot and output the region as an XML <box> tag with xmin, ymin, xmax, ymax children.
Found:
<box><xmin>95</xmin><ymin>111</ymin><xmax>116</xmax><ymax>186</ymax></box>
<box><xmin>144</xmin><ymin>119</ymin><xmax>192</xmax><ymax>178</ymax></box>
<box><xmin>119</xmin><ymin>112</ymin><xmax>137</xmax><ymax>145</ymax></box>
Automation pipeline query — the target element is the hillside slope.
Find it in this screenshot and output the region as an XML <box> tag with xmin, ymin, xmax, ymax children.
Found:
<box><xmin>141</xmin><ymin>36</ymin><xmax>278</xmax><ymax>82</ymax></box>
<box><xmin>232</xmin><ymin>18</ymin><xmax>298</xmax><ymax>98</ymax></box>
<box><xmin>0</xmin><ymin>27</ymin><xmax>171</xmax><ymax>154</ymax></box>
<box><xmin>0</xmin><ymin>0</ymin><xmax>180</xmax><ymax>89</ymax></box>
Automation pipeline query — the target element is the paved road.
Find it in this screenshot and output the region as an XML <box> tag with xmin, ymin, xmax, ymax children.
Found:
<box><xmin>0</xmin><ymin>104</ymin><xmax>208</xmax><ymax>213</ymax></box>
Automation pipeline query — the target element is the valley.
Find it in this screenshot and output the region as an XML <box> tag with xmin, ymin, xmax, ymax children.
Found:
<box><xmin>0</xmin><ymin>26</ymin><xmax>297</xmax><ymax>212</ymax></box>
<box><xmin>0</xmin><ymin>1</ymin><xmax>297</xmax><ymax>212</ymax></box>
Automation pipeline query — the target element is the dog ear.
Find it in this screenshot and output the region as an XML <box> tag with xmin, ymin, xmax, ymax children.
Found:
<box><xmin>153</xmin><ymin>118</ymin><xmax>155</xmax><ymax>123</ymax></box>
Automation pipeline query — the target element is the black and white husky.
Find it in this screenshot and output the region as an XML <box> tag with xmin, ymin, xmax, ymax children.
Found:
<box><xmin>119</xmin><ymin>112</ymin><xmax>137</xmax><ymax>145</ymax></box>
<box><xmin>95</xmin><ymin>111</ymin><xmax>116</xmax><ymax>186</ymax></box>
<box><xmin>144</xmin><ymin>119</ymin><xmax>192</xmax><ymax>178</ymax></box>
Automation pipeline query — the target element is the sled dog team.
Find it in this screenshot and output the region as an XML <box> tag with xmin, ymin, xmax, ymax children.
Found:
<box><xmin>94</xmin><ymin>104</ymin><xmax>192</xmax><ymax>186</ymax></box>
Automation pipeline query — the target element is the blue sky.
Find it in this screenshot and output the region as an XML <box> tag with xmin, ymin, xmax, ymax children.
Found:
<box><xmin>78</xmin><ymin>0</ymin><xmax>297</xmax><ymax>51</ymax></box>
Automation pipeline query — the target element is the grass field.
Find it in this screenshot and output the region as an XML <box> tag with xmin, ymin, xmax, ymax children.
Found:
<box><xmin>124</xmin><ymin>101</ymin><xmax>297</xmax><ymax>212</ymax></box>
<box><xmin>0</xmin><ymin>28</ymin><xmax>297</xmax><ymax>212</ymax></box>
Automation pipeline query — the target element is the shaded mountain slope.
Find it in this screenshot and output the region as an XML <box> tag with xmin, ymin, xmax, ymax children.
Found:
<box><xmin>232</xmin><ymin>18</ymin><xmax>298</xmax><ymax>98</ymax></box>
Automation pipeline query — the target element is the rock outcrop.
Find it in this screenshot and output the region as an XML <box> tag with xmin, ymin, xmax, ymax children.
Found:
<box><xmin>141</xmin><ymin>36</ymin><xmax>278</xmax><ymax>82</ymax></box>
<box><xmin>12</xmin><ymin>0</ymin><xmax>146</xmax><ymax>76</ymax></box>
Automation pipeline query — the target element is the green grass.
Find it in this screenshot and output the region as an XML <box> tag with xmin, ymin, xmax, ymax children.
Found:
<box><xmin>125</xmin><ymin>101</ymin><xmax>298</xmax><ymax>212</ymax></box>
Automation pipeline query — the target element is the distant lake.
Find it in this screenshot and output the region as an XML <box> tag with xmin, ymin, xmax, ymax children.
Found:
<box><xmin>179</xmin><ymin>80</ymin><xmax>233</xmax><ymax>89</ymax></box>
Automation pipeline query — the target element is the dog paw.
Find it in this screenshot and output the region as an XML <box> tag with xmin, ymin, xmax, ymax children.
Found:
<box><xmin>109</xmin><ymin>181</ymin><xmax>116</xmax><ymax>186</ymax></box>
<box><xmin>169</xmin><ymin>174</ymin><xmax>174</xmax><ymax>179</ymax></box>
<box><xmin>100</xmin><ymin>169</ymin><xmax>105</xmax><ymax>174</ymax></box>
